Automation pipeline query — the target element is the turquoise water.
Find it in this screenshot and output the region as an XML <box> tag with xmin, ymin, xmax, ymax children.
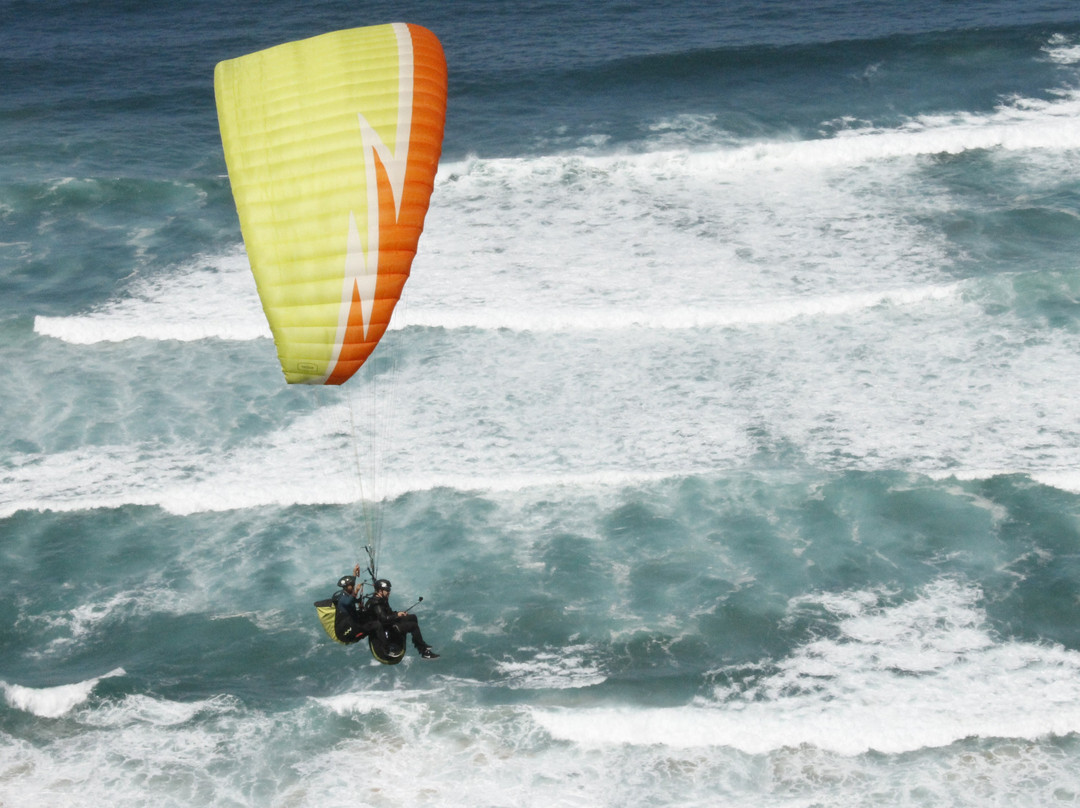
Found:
<box><xmin>4</xmin><ymin>1</ymin><xmax>1080</xmax><ymax>805</ymax></box>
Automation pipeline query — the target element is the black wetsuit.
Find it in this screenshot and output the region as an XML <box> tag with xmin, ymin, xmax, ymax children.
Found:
<box><xmin>334</xmin><ymin>590</ymin><xmax>380</xmax><ymax>644</ymax></box>
<box><xmin>365</xmin><ymin>595</ymin><xmax>430</xmax><ymax>652</ymax></box>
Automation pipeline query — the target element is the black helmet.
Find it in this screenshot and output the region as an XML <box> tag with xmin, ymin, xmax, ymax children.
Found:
<box><xmin>337</xmin><ymin>575</ymin><xmax>357</xmax><ymax>590</ymax></box>
<box><xmin>374</xmin><ymin>579</ymin><xmax>391</xmax><ymax>591</ymax></box>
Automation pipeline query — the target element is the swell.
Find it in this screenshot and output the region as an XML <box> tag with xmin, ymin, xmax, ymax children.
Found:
<box><xmin>456</xmin><ymin>23</ymin><xmax>1080</xmax><ymax>153</ymax></box>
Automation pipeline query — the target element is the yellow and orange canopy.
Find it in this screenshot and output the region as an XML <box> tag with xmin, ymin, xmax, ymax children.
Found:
<box><xmin>215</xmin><ymin>23</ymin><xmax>447</xmax><ymax>384</ymax></box>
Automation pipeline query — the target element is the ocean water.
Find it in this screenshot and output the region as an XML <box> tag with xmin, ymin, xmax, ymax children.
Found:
<box><xmin>4</xmin><ymin>0</ymin><xmax>1080</xmax><ymax>805</ymax></box>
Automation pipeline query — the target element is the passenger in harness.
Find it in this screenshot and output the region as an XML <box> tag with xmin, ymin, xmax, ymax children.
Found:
<box><xmin>331</xmin><ymin>565</ymin><xmax>380</xmax><ymax>644</ymax></box>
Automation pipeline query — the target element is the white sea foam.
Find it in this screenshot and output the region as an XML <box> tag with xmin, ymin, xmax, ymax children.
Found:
<box><xmin>1</xmin><ymin>668</ymin><xmax>124</xmax><ymax>718</ymax></box>
<box><xmin>32</xmin><ymin>591</ymin><xmax>156</xmax><ymax>650</ymax></box>
<box><xmin>493</xmin><ymin>645</ymin><xmax>607</xmax><ymax>689</ymax></box>
<box><xmin>0</xmin><ymin>692</ymin><xmax>281</xmax><ymax>808</ymax></box>
<box><xmin>32</xmin><ymin>251</ymin><xmax>959</xmax><ymax>340</ymax></box>
<box><xmin>14</xmin><ymin>273</ymin><xmax>1080</xmax><ymax>517</ymax></box>
<box><xmin>0</xmin><ymin>407</ymin><xmax>364</xmax><ymax>517</ymax></box>
<box><xmin>532</xmin><ymin>580</ymin><xmax>1080</xmax><ymax>756</ymax></box>
<box><xmin>80</xmin><ymin>693</ymin><xmax>235</xmax><ymax>728</ymax></box>
<box><xmin>312</xmin><ymin>688</ymin><xmax>444</xmax><ymax>721</ymax></box>
<box><xmin>405</xmin><ymin>284</ymin><xmax>960</xmax><ymax>332</ymax></box>
<box><xmin>2</xmin><ymin>673</ymin><xmax>1076</xmax><ymax>808</ymax></box>
<box><xmin>714</xmin><ymin>100</ymin><xmax>1080</xmax><ymax>169</ymax></box>
<box><xmin>31</xmin><ymin>199</ymin><xmax>956</xmax><ymax>344</ymax></box>
<box><xmin>34</xmin><ymin>71</ymin><xmax>1080</xmax><ymax>348</ymax></box>
<box><xmin>0</xmin><ymin>433</ymin><xmax>703</xmax><ymax>517</ymax></box>
<box><xmin>34</xmin><ymin>251</ymin><xmax>269</xmax><ymax>344</ymax></box>
<box><xmin>1030</xmin><ymin>470</ymin><xmax>1080</xmax><ymax>493</ymax></box>
<box><xmin>1044</xmin><ymin>33</ymin><xmax>1080</xmax><ymax>65</ymax></box>
<box><xmin>12</xmin><ymin>283</ymin><xmax>1080</xmax><ymax>516</ymax></box>
<box><xmin>1</xmin><ymin>586</ymin><xmax>1076</xmax><ymax>807</ymax></box>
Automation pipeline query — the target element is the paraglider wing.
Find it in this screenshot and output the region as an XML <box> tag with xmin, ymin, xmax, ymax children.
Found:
<box><xmin>215</xmin><ymin>24</ymin><xmax>447</xmax><ymax>384</ymax></box>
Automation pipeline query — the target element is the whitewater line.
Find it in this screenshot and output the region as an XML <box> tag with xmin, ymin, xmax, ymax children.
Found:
<box><xmin>33</xmin><ymin>284</ymin><xmax>959</xmax><ymax>344</ymax></box>
<box><xmin>405</xmin><ymin>285</ymin><xmax>960</xmax><ymax>332</ymax></box>
<box><xmin>7</xmin><ymin>455</ymin><xmax>1080</xmax><ymax>519</ymax></box>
